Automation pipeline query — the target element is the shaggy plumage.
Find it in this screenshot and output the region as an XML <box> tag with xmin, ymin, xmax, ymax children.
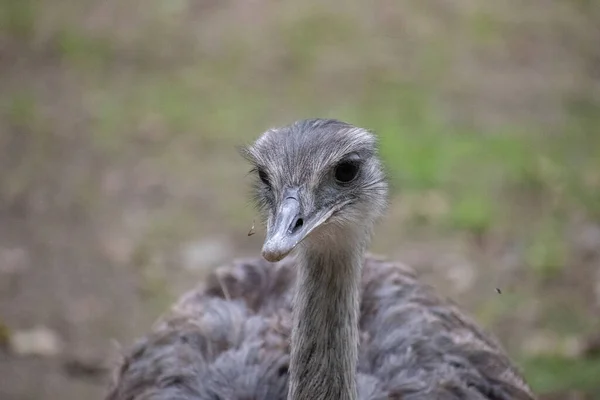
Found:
<box><xmin>106</xmin><ymin>119</ymin><xmax>535</xmax><ymax>400</ymax></box>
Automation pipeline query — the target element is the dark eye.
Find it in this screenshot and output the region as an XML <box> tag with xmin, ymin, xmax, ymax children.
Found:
<box><xmin>258</xmin><ymin>169</ymin><xmax>270</xmax><ymax>186</ymax></box>
<box><xmin>334</xmin><ymin>161</ymin><xmax>359</xmax><ymax>183</ymax></box>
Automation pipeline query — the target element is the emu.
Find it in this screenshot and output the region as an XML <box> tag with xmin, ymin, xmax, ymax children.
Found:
<box><xmin>106</xmin><ymin>119</ymin><xmax>535</xmax><ymax>400</ymax></box>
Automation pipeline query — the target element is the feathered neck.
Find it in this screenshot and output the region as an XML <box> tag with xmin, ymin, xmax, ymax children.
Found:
<box><xmin>288</xmin><ymin>235</ymin><xmax>365</xmax><ymax>400</ymax></box>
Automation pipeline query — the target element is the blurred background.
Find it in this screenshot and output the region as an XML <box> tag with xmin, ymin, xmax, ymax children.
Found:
<box><xmin>1</xmin><ymin>0</ymin><xmax>599</xmax><ymax>399</ymax></box>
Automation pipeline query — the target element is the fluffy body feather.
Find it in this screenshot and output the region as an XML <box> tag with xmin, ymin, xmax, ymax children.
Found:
<box><xmin>106</xmin><ymin>255</ymin><xmax>534</xmax><ymax>400</ymax></box>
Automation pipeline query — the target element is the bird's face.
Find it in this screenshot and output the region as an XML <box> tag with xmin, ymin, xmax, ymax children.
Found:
<box><xmin>241</xmin><ymin>119</ymin><xmax>388</xmax><ymax>262</ymax></box>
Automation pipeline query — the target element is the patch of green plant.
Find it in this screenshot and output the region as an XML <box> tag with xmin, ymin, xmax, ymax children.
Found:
<box><xmin>55</xmin><ymin>27</ymin><xmax>115</xmax><ymax>70</ymax></box>
<box><xmin>90</xmin><ymin>77</ymin><xmax>194</xmax><ymax>154</ymax></box>
<box><xmin>475</xmin><ymin>292</ymin><xmax>529</xmax><ymax>328</ymax></box>
<box><xmin>5</xmin><ymin>91</ymin><xmax>38</xmax><ymax>128</ymax></box>
<box><xmin>0</xmin><ymin>0</ymin><xmax>37</xmax><ymax>39</ymax></box>
<box><xmin>341</xmin><ymin>87</ymin><xmax>554</xmax><ymax>233</ymax></box>
<box><xmin>344</xmin><ymin>84</ymin><xmax>446</xmax><ymax>190</ymax></box>
<box><xmin>89</xmin><ymin>88</ymin><xmax>136</xmax><ymax>154</ymax></box>
<box><xmin>561</xmin><ymin>98</ymin><xmax>600</xmax><ymax>220</ymax></box>
<box><xmin>467</xmin><ymin>8</ymin><xmax>503</xmax><ymax>46</ymax></box>
<box><xmin>131</xmin><ymin>240</ymin><xmax>174</xmax><ymax>310</ymax></box>
<box><xmin>526</xmin><ymin>217</ymin><xmax>567</xmax><ymax>279</ymax></box>
<box><xmin>570</xmin><ymin>0</ymin><xmax>600</xmax><ymax>16</ymax></box>
<box><xmin>2</xmin><ymin>93</ymin><xmax>54</xmax><ymax>201</ymax></box>
<box><xmin>90</xmin><ymin>68</ymin><xmax>271</xmax><ymax>159</ymax></box>
<box><xmin>522</xmin><ymin>355</ymin><xmax>600</xmax><ymax>396</ymax></box>
<box><xmin>446</xmin><ymin>191</ymin><xmax>495</xmax><ymax>234</ymax></box>
<box><xmin>279</xmin><ymin>11</ymin><xmax>359</xmax><ymax>75</ymax></box>
<box><xmin>539</xmin><ymin>300</ymin><xmax>593</xmax><ymax>337</ymax></box>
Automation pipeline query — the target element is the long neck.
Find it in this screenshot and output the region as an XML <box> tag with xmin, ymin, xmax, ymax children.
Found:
<box><xmin>288</xmin><ymin>239</ymin><xmax>365</xmax><ymax>400</ymax></box>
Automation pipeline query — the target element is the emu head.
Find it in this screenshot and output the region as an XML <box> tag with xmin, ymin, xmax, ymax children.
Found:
<box><xmin>241</xmin><ymin>119</ymin><xmax>388</xmax><ymax>262</ymax></box>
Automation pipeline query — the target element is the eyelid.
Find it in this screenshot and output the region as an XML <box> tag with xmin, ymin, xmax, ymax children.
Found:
<box><xmin>342</xmin><ymin>153</ymin><xmax>361</xmax><ymax>163</ymax></box>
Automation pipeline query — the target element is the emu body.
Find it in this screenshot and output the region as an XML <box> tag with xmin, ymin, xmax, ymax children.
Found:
<box><xmin>106</xmin><ymin>119</ymin><xmax>535</xmax><ymax>400</ymax></box>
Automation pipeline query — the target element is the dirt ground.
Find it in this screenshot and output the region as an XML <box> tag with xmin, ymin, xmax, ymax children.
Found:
<box><xmin>1</xmin><ymin>1</ymin><xmax>599</xmax><ymax>399</ymax></box>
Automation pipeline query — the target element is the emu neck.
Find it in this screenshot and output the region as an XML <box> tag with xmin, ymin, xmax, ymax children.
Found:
<box><xmin>288</xmin><ymin>242</ymin><xmax>364</xmax><ymax>400</ymax></box>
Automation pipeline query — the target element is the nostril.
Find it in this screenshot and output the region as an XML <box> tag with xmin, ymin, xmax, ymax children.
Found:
<box><xmin>291</xmin><ymin>218</ymin><xmax>303</xmax><ymax>233</ymax></box>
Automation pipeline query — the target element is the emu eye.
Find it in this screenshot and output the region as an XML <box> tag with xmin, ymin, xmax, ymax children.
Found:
<box><xmin>334</xmin><ymin>161</ymin><xmax>359</xmax><ymax>183</ymax></box>
<box><xmin>258</xmin><ymin>169</ymin><xmax>270</xmax><ymax>186</ymax></box>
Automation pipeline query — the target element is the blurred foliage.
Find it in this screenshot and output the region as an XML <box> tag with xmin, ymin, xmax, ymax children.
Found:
<box><xmin>1</xmin><ymin>0</ymin><xmax>599</xmax><ymax>397</ymax></box>
<box><xmin>522</xmin><ymin>356</ymin><xmax>600</xmax><ymax>396</ymax></box>
<box><xmin>0</xmin><ymin>0</ymin><xmax>37</xmax><ymax>39</ymax></box>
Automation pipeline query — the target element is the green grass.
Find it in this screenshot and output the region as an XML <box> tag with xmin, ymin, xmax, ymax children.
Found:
<box><xmin>55</xmin><ymin>27</ymin><xmax>115</xmax><ymax>70</ymax></box>
<box><xmin>0</xmin><ymin>0</ymin><xmax>37</xmax><ymax>39</ymax></box>
<box><xmin>526</xmin><ymin>217</ymin><xmax>568</xmax><ymax>280</ymax></box>
<box><xmin>1</xmin><ymin>92</ymin><xmax>55</xmax><ymax>202</ymax></box>
<box><xmin>5</xmin><ymin>91</ymin><xmax>38</xmax><ymax>128</ymax></box>
<box><xmin>522</xmin><ymin>356</ymin><xmax>600</xmax><ymax>396</ymax></box>
<box><xmin>81</xmin><ymin>21</ymin><xmax>599</xmax><ymax>242</ymax></box>
<box><xmin>57</xmin><ymin>2</ymin><xmax>597</xmax><ymax>239</ymax></box>
<box><xmin>3</xmin><ymin>0</ymin><xmax>598</xmax><ymax>252</ymax></box>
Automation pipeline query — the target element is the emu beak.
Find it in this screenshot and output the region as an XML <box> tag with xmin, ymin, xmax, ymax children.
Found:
<box><xmin>262</xmin><ymin>194</ymin><xmax>303</xmax><ymax>262</ymax></box>
<box><xmin>262</xmin><ymin>189</ymin><xmax>329</xmax><ymax>262</ymax></box>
